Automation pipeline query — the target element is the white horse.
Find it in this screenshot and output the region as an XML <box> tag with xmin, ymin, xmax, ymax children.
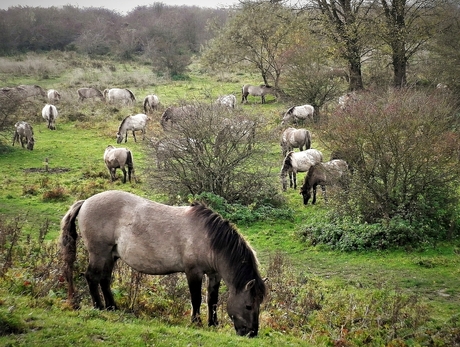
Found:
<box><xmin>103</xmin><ymin>145</ymin><xmax>135</xmax><ymax>183</ymax></box>
<box><xmin>281</xmin><ymin>104</ymin><xmax>314</xmax><ymax>125</ymax></box>
<box><xmin>116</xmin><ymin>113</ymin><xmax>150</xmax><ymax>143</ymax></box>
<box><xmin>42</xmin><ymin>104</ymin><xmax>58</xmax><ymax>130</ymax></box>
<box><xmin>280</xmin><ymin>148</ymin><xmax>323</xmax><ymax>191</ymax></box>
<box><xmin>104</xmin><ymin>88</ymin><xmax>136</xmax><ymax>105</ymax></box>
<box><xmin>280</xmin><ymin>127</ymin><xmax>311</xmax><ymax>157</ymax></box>
<box><xmin>216</xmin><ymin>94</ymin><xmax>237</xmax><ymax>109</ymax></box>
<box><xmin>13</xmin><ymin>121</ymin><xmax>35</xmax><ymax>150</ymax></box>
<box><xmin>143</xmin><ymin>94</ymin><xmax>160</xmax><ymax>113</ymax></box>
<box><xmin>47</xmin><ymin>89</ymin><xmax>61</xmax><ymax>103</ymax></box>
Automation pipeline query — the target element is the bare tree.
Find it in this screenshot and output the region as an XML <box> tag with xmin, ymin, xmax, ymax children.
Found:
<box><xmin>376</xmin><ymin>0</ymin><xmax>440</xmax><ymax>88</ymax></box>
<box><xmin>312</xmin><ymin>0</ymin><xmax>374</xmax><ymax>91</ymax></box>
<box><xmin>202</xmin><ymin>1</ymin><xmax>307</xmax><ymax>89</ymax></box>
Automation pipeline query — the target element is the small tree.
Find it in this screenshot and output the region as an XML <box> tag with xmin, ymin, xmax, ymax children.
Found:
<box><xmin>146</xmin><ymin>103</ymin><xmax>282</xmax><ymax>206</ymax></box>
<box><xmin>320</xmin><ymin>88</ymin><xmax>460</xmax><ymax>243</ymax></box>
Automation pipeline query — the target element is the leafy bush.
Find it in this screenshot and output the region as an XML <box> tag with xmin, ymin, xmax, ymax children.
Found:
<box><xmin>317</xmin><ymin>88</ymin><xmax>460</xmax><ymax>248</ymax></box>
<box><xmin>190</xmin><ymin>192</ymin><xmax>294</xmax><ymax>225</ymax></box>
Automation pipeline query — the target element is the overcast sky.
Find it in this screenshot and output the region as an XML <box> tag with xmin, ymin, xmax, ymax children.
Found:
<box><xmin>0</xmin><ymin>0</ymin><xmax>240</xmax><ymax>14</ymax></box>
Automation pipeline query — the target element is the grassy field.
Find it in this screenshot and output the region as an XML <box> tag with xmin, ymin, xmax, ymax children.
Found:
<box><xmin>0</xmin><ymin>54</ymin><xmax>459</xmax><ymax>346</ymax></box>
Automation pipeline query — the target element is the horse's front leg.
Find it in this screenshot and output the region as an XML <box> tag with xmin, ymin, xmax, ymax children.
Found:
<box><xmin>132</xmin><ymin>130</ymin><xmax>137</xmax><ymax>142</ymax></box>
<box><xmin>312</xmin><ymin>184</ymin><xmax>317</xmax><ymax>204</ymax></box>
<box><xmin>186</xmin><ymin>269</ymin><xmax>204</xmax><ymax>325</ymax></box>
<box><xmin>124</xmin><ymin>132</ymin><xmax>128</xmax><ymax>143</ymax></box>
<box><xmin>207</xmin><ymin>273</ymin><xmax>221</xmax><ymax>327</ymax></box>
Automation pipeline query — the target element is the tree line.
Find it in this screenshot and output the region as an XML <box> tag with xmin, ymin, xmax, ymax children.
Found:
<box><xmin>0</xmin><ymin>3</ymin><xmax>229</xmax><ymax>77</ymax></box>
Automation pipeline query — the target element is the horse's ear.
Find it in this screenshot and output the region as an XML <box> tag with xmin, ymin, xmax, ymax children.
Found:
<box><xmin>244</xmin><ymin>279</ymin><xmax>255</xmax><ymax>291</ymax></box>
<box><xmin>263</xmin><ymin>277</ymin><xmax>269</xmax><ymax>283</ymax></box>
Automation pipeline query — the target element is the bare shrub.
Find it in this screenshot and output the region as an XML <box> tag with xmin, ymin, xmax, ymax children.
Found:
<box><xmin>146</xmin><ymin>103</ymin><xmax>282</xmax><ymax>206</ymax></box>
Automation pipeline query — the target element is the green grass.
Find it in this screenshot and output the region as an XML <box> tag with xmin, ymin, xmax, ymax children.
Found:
<box><xmin>1</xmin><ymin>53</ymin><xmax>459</xmax><ymax>346</ymax></box>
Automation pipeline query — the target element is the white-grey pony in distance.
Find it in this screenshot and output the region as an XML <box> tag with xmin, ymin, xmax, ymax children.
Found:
<box><xmin>281</xmin><ymin>104</ymin><xmax>314</xmax><ymax>125</ymax></box>
<box><xmin>116</xmin><ymin>113</ymin><xmax>150</xmax><ymax>143</ymax></box>
<box><xmin>103</xmin><ymin>145</ymin><xmax>135</xmax><ymax>183</ymax></box>
<box><xmin>280</xmin><ymin>148</ymin><xmax>323</xmax><ymax>191</ymax></box>
<box><xmin>280</xmin><ymin>127</ymin><xmax>311</xmax><ymax>158</ymax></box>
<box><xmin>42</xmin><ymin>104</ymin><xmax>59</xmax><ymax>130</ymax></box>
<box><xmin>13</xmin><ymin>121</ymin><xmax>35</xmax><ymax>150</ymax></box>
<box><xmin>216</xmin><ymin>94</ymin><xmax>237</xmax><ymax>109</ymax></box>
<box><xmin>104</xmin><ymin>88</ymin><xmax>136</xmax><ymax>105</ymax></box>
<box><xmin>143</xmin><ymin>94</ymin><xmax>160</xmax><ymax>113</ymax></box>
<box><xmin>47</xmin><ymin>89</ymin><xmax>61</xmax><ymax>103</ymax></box>
<box><xmin>241</xmin><ymin>84</ymin><xmax>275</xmax><ymax>104</ymax></box>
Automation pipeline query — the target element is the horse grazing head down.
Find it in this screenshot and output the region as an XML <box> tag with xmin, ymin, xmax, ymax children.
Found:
<box><xmin>12</xmin><ymin>121</ymin><xmax>35</xmax><ymax>150</ymax></box>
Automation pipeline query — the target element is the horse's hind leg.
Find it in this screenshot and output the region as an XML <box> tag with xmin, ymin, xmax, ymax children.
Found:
<box><xmin>85</xmin><ymin>253</ymin><xmax>117</xmax><ymax>310</ymax></box>
<box><xmin>207</xmin><ymin>274</ymin><xmax>221</xmax><ymax>327</ymax></box>
<box><xmin>121</xmin><ymin>167</ymin><xmax>127</xmax><ymax>183</ymax></box>
<box><xmin>186</xmin><ymin>269</ymin><xmax>204</xmax><ymax>325</ymax></box>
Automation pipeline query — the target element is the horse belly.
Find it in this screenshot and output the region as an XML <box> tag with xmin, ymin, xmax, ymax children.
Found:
<box><xmin>116</xmin><ymin>235</ymin><xmax>186</xmax><ymax>275</ymax></box>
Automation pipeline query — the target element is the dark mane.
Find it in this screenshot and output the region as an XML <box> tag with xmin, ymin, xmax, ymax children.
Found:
<box><xmin>282</xmin><ymin>151</ymin><xmax>294</xmax><ymax>171</ymax></box>
<box><xmin>190</xmin><ymin>202</ymin><xmax>266</xmax><ymax>301</ymax></box>
<box><xmin>286</xmin><ymin>106</ymin><xmax>295</xmax><ymax>114</ymax></box>
<box><xmin>118</xmin><ymin>115</ymin><xmax>131</xmax><ymax>131</ymax></box>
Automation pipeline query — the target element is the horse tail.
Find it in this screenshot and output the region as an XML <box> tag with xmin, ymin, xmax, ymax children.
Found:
<box><xmin>126</xmin><ymin>150</ymin><xmax>135</xmax><ymax>181</ymax></box>
<box><xmin>305</xmin><ymin>130</ymin><xmax>312</xmax><ymax>149</ymax></box>
<box><xmin>60</xmin><ymin>199</ymin><xmax>85</xmax><ymax>308</ymax></box>
<box><xmin>126</xmin><ymin>89</ymin><xmax>136</xmax><ymax>102</ymax></box>
<box><xmin>143</xmin><ymin>97</ymin><xmax>149</xmax><ymax>113</ymax></box>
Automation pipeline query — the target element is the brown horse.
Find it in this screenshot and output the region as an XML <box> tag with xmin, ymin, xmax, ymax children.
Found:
<box><xmin>300</xmin><ymin>159</ymin><xmax>348</xmax><ymax>204</ymax></box>
<box><xmin>60</xmin><ymin>190</ymin><xmax>267</xmax><ymax>337</ymax></box>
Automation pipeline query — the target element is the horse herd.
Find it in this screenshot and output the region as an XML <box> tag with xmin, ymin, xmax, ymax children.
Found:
<box><xmin>7</xmin><ymin>81</ymin><xmax>351</xmax><ymax>337</ymax></box>
<box><xmin>279</xmin><ymin>126</ymin><xmax>349</xmax><ymax>205</ymax></box>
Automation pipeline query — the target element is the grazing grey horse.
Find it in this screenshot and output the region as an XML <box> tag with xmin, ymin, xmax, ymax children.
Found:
<box><xmin>18</xmin><ymin>84</ymin><xmax>46</xmax><ymax>98</ymax></box>
<box><xmin>160</xmin><ymin>105</ymin><xmax>196</xmax><ymax>130</ymax></box>
<box><xmin>77</xmin><ymin>87</ymin><xmax>104</xmax><ymax>101</ymax></box>
<box><xmin>280</xmin><ymin>149</ymin><xmax>323</xmax><ymax>191</ymax></box>
<box><xmin>143</xmin><ymin>94</ymin><xmax>160</xmax><ymax>113</ymax></box>
<box><xmin>241</xmin><ymin>84</ymin><xmax>275</xmax><ymax>104</ymax></box>
<box><xmin>216</xmin><ymin>94</ymin><xmax>237</xmax><ymax>109</ymax></box>
<box><xmin>281</xmin><ymin>104</ymin><xmax>314</xmax><ymax>125</ymax></box>
<box><xmin>47</xmin><ymin>89</ymin><xmax>61</xmax><ymax>103</ymax></box>
<box><xmin>116</xmin><ymin>113</ymin><xmax>150</xmax><ymax>143</ymax></box>
<box><xmin>280</xmin><ymin>127</ymin><xmax>311</xmax><ymax>157</ymax></box>
<box><xmin>104</xmin><ymin>88</ymin><xmax>136</xmax><ymax>105</ymax></box>
<box><xmin>12</xmin><ymin>121</ymin><xmax>35</xmax><ymax>150</ymax></box>
<box><xmin>42</xmin><ymin>104</ymin><xmax>58</xmax><ymax>130</ymax></box>
<box><xmin>103</xmin><ymin>145</ymin><xmax>135</xmax><ymax>183</ymax></box>
<box><xmin>300</xmin><ymin>159</ymin><xmax>348</xmax><ymax>204</ymax></box>
<box><xmin>60</xmin><ymin>190</ymin><xmax>266</xmax><ymax>336</ymax></box>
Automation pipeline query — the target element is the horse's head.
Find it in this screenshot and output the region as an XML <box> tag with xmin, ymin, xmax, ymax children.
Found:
<box><xmin>227</xmin><ymin>279</ymin><xmax>263</xmax><ymax>337</ymax></box>
<box><xmin>27</xmin><ymin>137</ymin><xmax>35</xmax><ymax>151</ymax></box>
<box><xmin>299</xmin><ymin>184</ymin><xmax>311</xmax><ymax>205</ymax></box>
<box><xmin>116</xmin><ymin>132</ymin><xmax>123</xmax><ymax>144</ymax></box>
